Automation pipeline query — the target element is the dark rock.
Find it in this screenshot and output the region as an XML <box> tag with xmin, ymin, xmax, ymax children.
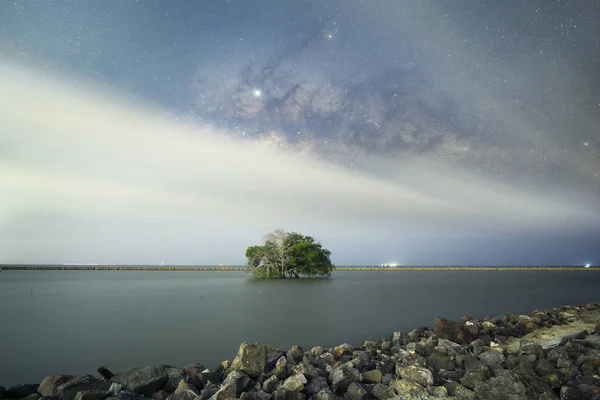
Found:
<box><xmin>181</xmin><ymin>365</ymin><xmax>203</xmax><ymax>390</ymax></box>
<box><xmin>288</xmin><ymin>346</ymin><xmax>304</xmax><ymax>363</ymax></box>
<box><xmin>580</xmin><ymin>359</ymin><xmax>600</xmax><ymax>375</ymax></box>
<box><xmin>222</xmin><ymin>370</ymin><xmax>253</xmax><ymax>397</ymax></box>
<box><xmin>74</xmin><ymin>391</ymin><xmax>110</xmax><ymax>400</ymax></box>
<box><xmin>58</xmin><ymin>376</ymin><xmax>110</xmax><ymax>400</ymax></box>
<box><xmin>198</xmin><ymin>371</ymin><xmax>222</xmax><ymax>386</ymax></box>
<box><xmin>164</xmin><ymin>368</ymin><xmax>185</xmax><ymax>392</ymax></box>
<box><xmin>39</xmin><ymin>375</ymin><xmax>74</xmax><ymax>397</ymax></box>
<box><xmin>360</xmin><ymin>371</ymin><xmax>381</xmax><ymax>384</ymax></box>
<box><xmin>436</xmin><ymin>339</ymin><xmax>466</xmax><ymax>356</ymax></box>
<box><xmin>97</xmin><ymin>368</ymin><xmax>114</xmax><ymax>381</ymax></box>
<box><xmin>304</xmin><ymin>378</ymin><xmax>330</xmax><ymax>397</ymax></box>
<box><xmin>292</xmin><ymin>364</ymin><xmax>318</xmax><ymax>380</ymax></box>
<box><xmin>434</xmin><ymin>317</ymin><xmax>476</xmax><ymax>345</ymax></box>
<box><xmin>328</xmin><ymin>366</ymin><xmax>362</xmax><ymax>395</ymax></box>
<box><xmin>388</xmin><ymin>379</ymin><xmax>429</xmax><ymax>400</ymax></box>
<box><xmin>342</xmin><ymin>383</ymin><xmax>366</xmax><ymax>400</ymax></box>
<box><xmin>267</xmin><ymin>349</ymin><xmax>287</xmax><ymax>373</ymax></box>
<box><xmin>273</xmin><ymin>389</ymin><xmax>305</xmax><ymax>400</ymax></box>
<box><xmin>316</xmin><ymin>354</ymin><xmax>335</xmax><ymax>369</ymax></box>
<box><xmin>7</xmin><ymin>384</ymin><xmax>39</xmax><ymax>399</ymax></box>
<box><xmin>272</xmin><ymin>357</ymin><xmax>289</xmax><ymax>380</ymax></box>
<box><xmin>255</xmin><ymin>390</ymin><xmax>273</xmax><ymax>400</ymax></box>
<box><xmin>560</xmin><ymin>385</ymin><xmax>582</xmax><ymax>400</ymax></box>
<box><xmin>460</xmin><ymin>364</ymin><xmax>492</xmax><ymax>390</ymax></box>
<box><xmin>111</xmin><ymin>366</ymin><xmax>168</xmax><ymax>396</ymax></box>
<box><xmin>231</xmin><ymin>343</ymin><xmax>267</xmax><ymax>378</ymax></box>
<box><xmin>332</xmin><ymin>345</ymin><xmax>354</xmax><ymax>360</ymax></box>
<box><xmin>437</xmin><ymin>369</ymin><xmax>464</xmax><ymax>382</ymax></box>
<box><xmin>445</xmin><ymin>383</ymin><xmax>475</xmax><ymax>400</ymax></box>
<box><xmin>197</xmin><ymin>387</ymin><xmax>218</xmax><ymax>400</ymax></box>
<box><xmin>478</xmin><ymin>350</ymin><xmax>505</xmax><ymax>369</ymax></box>
<box><xmin>396</xmin><ymin>365</ymin><xmax>433</xmax><ymax>387</ymax></box>
<box><xmin>473</xmin><ymin>371</ymin><xmax>527</xmax><ymax>400</ymax></box>
<box><xmin>0</xmin><ymin>387</ymin><xmax>5</xmax><ymax>399</ymax></box>
<box><xmin>23</xmin><ymin>394</ymin><xmax>41</xmax><ymax>400</ymax></box>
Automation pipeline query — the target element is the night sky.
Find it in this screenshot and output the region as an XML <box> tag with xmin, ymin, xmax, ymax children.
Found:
<box><xmin>1</xmin><ymin>0</ymin><xmax>599</xmax><ymax>265</ymax></box>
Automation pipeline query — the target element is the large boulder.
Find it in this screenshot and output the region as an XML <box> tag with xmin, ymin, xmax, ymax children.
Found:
<box><xmin>6</xmin><ymin>384</ymin><xmax>40</xmax><ymax>398</ymax></box>
<box><xmin>58</xmin><ymin>376</ymin><xmax>111</xmax><ymax>400</ymax></box>
<box><xmin>111</xmin><ymin>366</ymin><xmax>169</xmax><ymax>396</ymax></box>
<box><xmin>434</xmin><ymin>317</ymin><xmax>476</xmax><ymax>345</ymax></box>
<box><xmin>39</xmin><ymin>375</ymin><xmax>74</xmax><ymax>397</ymax></box>
<box><xmin>231</xmin><ymin>343</ymin><xmax>267</xmax><ymax>378</ymax></box>
<box><xmin>388</xmin><ymin>380</ymin><xmax>429</xmax><ymax>400</ymax></box>
<box><xmin>328</xmin><ymin>366</ymin><xmax>362</xmax><ymax>395</ymax></box>
<box><xmin>222</xmin><ymin>370</ymin><xmax>253</xmax><ymax>397</ymax></box>
<box><xmin>397</xmin><ymin>366</ymin><xmax>433</xmax><ymax>388</ymax></box>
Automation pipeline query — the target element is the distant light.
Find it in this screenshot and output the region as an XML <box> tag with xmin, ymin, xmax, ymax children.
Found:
<box><xmin>584</xmin><ymin>264</ymin><xmax>591</xmax><ymax>268</ymax></box>
<box><xmin>327</xmin><ymin>33</ymin><xmax>333</xmax><ymax>39</ymax></box>
<box><xmin>583</xmin><ymin>142</ymin><xmax>589</xmax><ymax>146</ymax></box>
<box><xmin>253</xmin><ymin>89</ymin><xmax>261</xmax><ymax>97</ymax></box>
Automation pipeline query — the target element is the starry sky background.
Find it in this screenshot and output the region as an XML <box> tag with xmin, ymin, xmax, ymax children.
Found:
<box><xmin>1</xmin><ymin>0</ymin><xmax>599</xmax><ymax>265</ymax></box>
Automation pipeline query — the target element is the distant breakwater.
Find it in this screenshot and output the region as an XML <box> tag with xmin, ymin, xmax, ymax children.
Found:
<box><xmin>1</xmin><ymin>266</ymin><xmax>596</xmax><ymax>271</ymax></box>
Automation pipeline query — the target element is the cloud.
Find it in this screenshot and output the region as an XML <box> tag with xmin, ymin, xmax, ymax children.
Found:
<box><xmin>1</xmin><ymin>60</ymin><xmax>598</xmax><ymax>264</ymax></box>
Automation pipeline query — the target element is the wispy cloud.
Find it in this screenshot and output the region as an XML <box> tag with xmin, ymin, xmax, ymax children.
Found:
<box><xmin>1</xmin><ymin>60</ymin><xmax>598</xmax><ymax>264</ymax></box>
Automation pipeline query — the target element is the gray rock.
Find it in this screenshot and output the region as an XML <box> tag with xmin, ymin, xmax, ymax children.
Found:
<box><xmin>559</xmin><ymin>385</ymin><xmax>582</xmax><ymax>400</ymax></box>
<box><xmin>304</xmin><ymin>378</ymin><xmax>330</xmax><ymax>397</ymax></box>
<box><xmin>478</xmin><ymin>350</ymin><xmax>505</xmax><ymax>369</ymax></box>
<box><xmin>328</xmin><ymin>366</ymin><xmax>362</xmax><ymax>395</ymax></box>
<box><xmin>167</xmin><ymin>392</ymin><xmax>196</xmax><ymax>400</ymax></box>
<box><xmin>448</xmin><ymin>384</ymin><xmax>475</xmax><ymax>400</ymax></box>
<box><xmin>459</xmin><ymin>364</ymin><xmax>492</xmax><ymax>390</ymax></box>
<box><xmin>437</xmin><ymin>368</ymin><xmax>464</xmax><ymax>382</ymax></box>
<box><xmin>370</xmin><ymin>384</ymin><xmax>393</xmax><ymax>400</ymax></box>
<box><xmin>222</xmin><ymin>370</ymin><xmax>253</xmax><ymax>397</ymax></box>
<box><xmin>23</xmin><ymin>394</ymin><xmax>41</xmax><ymax>400</ymax></box>
<box><xmin>273</xmin><ymin>389</ymin><xmax>305</xmax><ymax>400</ymax></box>
<box><xmin>288</xmin><ymin>346</ymin><xmax>304</xmax><ymax>363</ymax></box>
<box><xmin>431</xmin><ymin>386</ymin><xmax>447</xmax><ymax>397</ymax></box>
<box><xmin>111</xmin><ymin>366</ymin><xmax>168</xmax><ymax>396</ymax></box>
<box><xmin>316</xmin><ymin>354</ymin><xmax>335</xmax><ymax>369</ymax></box>
<box><xmin>538</xmin><ymin>393</ymin><xmax>560</xmax><ymax>400</ymax></box>
<box><xmin>231</xmin><ymin>343</ymin><xmax>267</xmax><ymax>378</ymax></box>
<box><xmin>6</xmin><ymin>384</ymin><xmax>39</xmax><ymax>399</ymax></box>
<box><xmin>397</xmin><ymin>365</ymin><xmax>433</xmax><ymax>387</ymax></box>
<box><xmin>255</xmin><ymin>390</ymin><xmax>273</xmax><ymax>400</ymax></box>
<box><xmin>388</xmin><ymin>379</ymin><xmax>429</xmax><ymax>400</ymax></box>
<box><xmin>196</xmin><ymin>387</ymin><xmax>218</xmax><ymax>400</ymax></box>
<box><xmin>342</xmin><ymin>383</ymin><xmax>366</xmax><ymax>400</ymax></box>
<box><xmin>427</xmin><ymin>353</ymin><xmax>455</xmax><ymax>372</ymax></box>
<box><xmin>207</xmin><ymin>383</ymin><xmax>234</xmax><ymax>400</ymax></box>
<box><xmin>112</xmin><ymin>392</ymin><xmax>145</xmax><ymax>400</ymax></box>
<box><xmin>292</xmin><ymin>364</ymin><xmax>318</xmax><ymax>380</ymax></box>
<box><xmin>175</xmin><ymin>380</ymin><xmax>199</xmax><ymax>395</ymax></box>
<box><xmin>473</xmin><ymin>371</ymin><xmax>526</xmax><ymax>400</ymax></box>
<box><xmin>310</xmin><ymin>347</ymin><xmax>324</xmax><ymax>358</ymax></box>
<box><xmin>74</xmin><ymin>391</ymin><xmax>110</xmax><ymax>400</ymax></box>
<box><xmin>39</xmin><ymin>375</ymin><xmax>74</xmax><ymax>397</ymax></box>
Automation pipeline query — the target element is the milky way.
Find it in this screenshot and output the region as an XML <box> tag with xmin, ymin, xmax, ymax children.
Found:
<box><xmin>1</xmin><ymin>0</ymin><xmax>599</xmax><ymax>265</ymax></box>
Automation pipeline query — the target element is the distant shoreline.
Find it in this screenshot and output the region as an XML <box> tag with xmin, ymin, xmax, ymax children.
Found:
<box><xmin>0</xmin><ymin>265</ymin><xmax>596</xmax><ymax>271</ymax></box>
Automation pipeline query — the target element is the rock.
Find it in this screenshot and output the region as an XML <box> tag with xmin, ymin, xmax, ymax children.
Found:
<box><xmin>559</xmin><ymin>385</ymin><xmax>582</xmax><ymax>400</ymax></box>
<box><xmin>224</xmin><ymin>370</ymin><xmax>254</xmax><ymax>397</ymax></box>
<box><xmin>108</xmin><ymin>383</ymin><xmax>121</xmax><ymax>395</ymax></box>
<box><xmin>281</xmin><ymin>375</ymin><xmax>304</xmax><ymax>393</ymax></box>
<box><xmin>175</xmin><ymin>379</ymin><xmax>199</xmax><ymax>395</ymax></box>
<box><xmin>154</xmin><ymin>391</ymin><xmax>170</xmax><ymax>400</ymax></box>
<box><xmin>316</xmin><ymin>391</ymin><xmax>340</xmax><ymax>400</ymax></box>
<box><xmin>478</xmin><ymin>350</ymin><xmax>505</xmax><ymax>369</ymax></box>
<box><xmin>274</xmin><ymin>389</ymin><xmax>306</xmax><ymax>400</ymax></box>
<box><xmin>111</xmin><ymin>392</ymin><xmax>146</xmax><ymax>400</ymax></box>
<box><xmin>305</xmin><ymin>377</ymin><xmax>330</xmax><ymax>397</ymax></box>
<box><xmin>287</xmin><ymin>346</ymin><xmax>304</xmax><ymax>363</ymax></box>
<box><xmin>360</xmin><ymin>370</ymin><xmax>381</xmax><ymax>384</ymax></box>
<box><xmin>328</xmin><ymin>366</ymin><xmax>362</xmax><ymax>395</ymax></box>
<box><xmin>6</xmin><ymin>384</ymin><xmax>39</xmax><ymax>398</ymax></box>
<box><xmin>310</xmin><ymin>347</ymin><xmax>324</xmax><ymax>358</ymax></box>
<box><xmin>183</xmin><ymin>364</ymin><xmax>205</xmax><ymax>389</ymax></box>
<box><xmin>262</xmin><ymin>375</ymin><xmax>280</xmax><ymax>394</ymax></box>
<box><xmin>460</xmin><ymin>364</ymin><xmax>492</xmax><ymax>390</ymax></box>
<box><xmin>167</xmin><ymin>392</ymin><xmax>198</xmax><ymax>400</ymax></box>
<box><xmin>427</xmin><ymin>353</ymin><xmax>455</xmax><ymax>372</ymax></box>
<box><xmin>538</xmin><ymin>393</ymin><xmax>560</xmax><ymax>400</ymax></box>
<box><xmin>342</xmin><ymin>383</ymin><xmax>366</xmax><ymax>400</ymax></box>
<box><xmin>388</xmin><ymin>379</ymin><xmax>429</xmax><ymax>400</ymax></box>
<box><xmin>580</xmin><ymin>359</ymin><xmax>600</xmax><ymax>376</ymax></box>
<box><xmin>58</xmin><ymin>376</ymin><xmax>110</xmax><ymax>400</ymax></box>
<box><xmin>369</xmin><ymin>384</ymin><xmax>392</xmax><ymax>400</ymax></box>
<box><xmin>231</xmin><ymin>343</ymin><xmax>267</xmax><ymax>378</ymax></box>
<box><xmin>434</xmin><ymin>317</ymin><xmax>475</xmax><ymax>345</ymax></box>
<box><xmin>74</xmin><ymin>391</ymin><xmax>110</xmax><ymax>400</ymax></box>
<box><xmin>316</xmin><ymin>354</ymin><xmax>335</xmax><ymax>368</ymax></box>
<box><xmin>164</xmin><ymin>368</ymin><xmax>185</xmax><ymax>392</ymax></box>
<box><xmin>437</xmin><ymin>369</ymin><xmax>464</xmax><ymax>382</ymax></box>
<box><xmin>397</xmin><ymin>365</ymin><xmax>434</xmax><ymax>387</ymax></box>
<box><xmin>39</xmin><ymin>375</ymin><xmax>74</xmax><ymax>397</ymax></box>
<box><xmin>272</xmin><ymin>356</ymin><xmax>289</xmax><ymax>379</ymax></box>
<box><xmin>266</xmin><ymin>348</ymin><xmax>287</xmax><ymax>373</ymax></box>
<box><xmin>446</xmin><ymin>384</ymin><xmax>475</xmax><ymax>400</ymax></box>
<box><xmin>292</xmin><ymin>364</ymin><xmax>318</xmax><ymax>380</ymax></box>
<box><xmin>332</xmin><ymin>345</ymin><xmax>354</xmax><ymax>360</ymax></box>
<box><xmin>255</xmin><ymin>390</ymin><xmax>273</xmax><ymax>400</ymax></box>
<box><xmin>196</xmin><ymin>387</ymin><xmax>218</xmax><ymax>400</ymax></box>
<box><xmin>23</xmin><ymin>394</ymin><xmax>41</xmax><ymax>400</ymax></box>
<box><xmin>198</xmin><ymin>371</ymin><xmax>222</xmax><ymax>386</ymax></box>
<box><xmin>436</xmin><ymin>339</ymin><xmax>466</xmax><ymax>357</ymax></box>
<box><xmin>431</xmin><ymin>386</ymin><xmax>447</xmax><ymax>397</ymax></box>
<box><xmin>111</xmin><ymin>366</ymin><xmax>168</xmax><ymax>396</ymax></box>
<box><xmin>473</xmin><ymin>371</ymin><xmax>527</xmax><ymax>400</ymax></box>
<box><xmin>207</xmin><ymin>383</ymin><xmax>235</xmax><ymax>400</ymax></box>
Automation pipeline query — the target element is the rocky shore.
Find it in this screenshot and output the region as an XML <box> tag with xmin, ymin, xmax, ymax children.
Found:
<box><xmin>2</xmin><ymin>303</ymin><xmax>600</xmax><ymax>400</ymax></box>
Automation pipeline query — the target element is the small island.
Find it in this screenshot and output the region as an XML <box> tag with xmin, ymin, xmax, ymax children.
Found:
<box><xmin>245</xmin><ymin>230</ymin><xmax>335</xmax><ymax>279</ymax></box>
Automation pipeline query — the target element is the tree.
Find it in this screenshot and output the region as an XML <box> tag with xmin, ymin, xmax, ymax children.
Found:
<box><xmin>245</xmin><ymin>229</ymin><xmax>335</xmax><ymax>278</ymax></box>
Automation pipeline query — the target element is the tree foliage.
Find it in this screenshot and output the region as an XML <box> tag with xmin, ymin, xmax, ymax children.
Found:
<box><xmin>245</xmin><ymin>229</ymin><xmax>335</xmax><ymax>278</ymax></box>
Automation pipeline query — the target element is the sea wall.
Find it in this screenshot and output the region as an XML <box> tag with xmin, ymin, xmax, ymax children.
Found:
<box><xmin>1</xmin><ymin>303</ymin><xmax>599</xmax><ymax>400</ymax></box>
<box><xmin>1</xmin><ymin>266</ymin><xmax>596</xmax><ymax>271</ymax></box>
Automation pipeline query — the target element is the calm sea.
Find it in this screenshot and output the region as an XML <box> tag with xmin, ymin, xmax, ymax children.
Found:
<box><xmin>1</xmin><ymin>269</ymin><xmax>598</xmax><ymax>386</ymax></box>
